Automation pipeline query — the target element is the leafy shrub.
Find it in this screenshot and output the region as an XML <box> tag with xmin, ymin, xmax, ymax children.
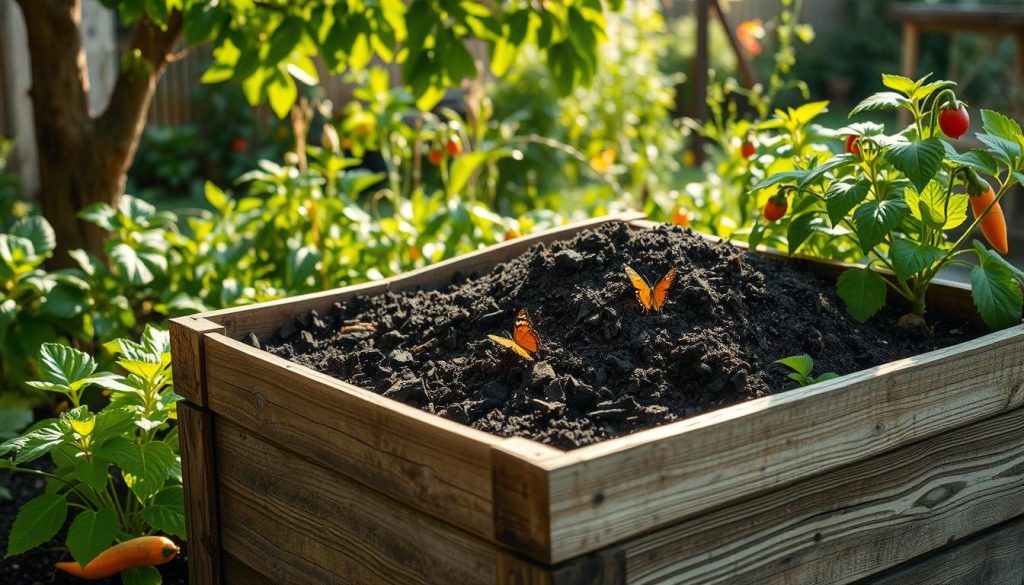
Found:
<box><xmin>1</xmin><ymin>327</ymin><xmax>182</xmax><ymax>584</ymax></box>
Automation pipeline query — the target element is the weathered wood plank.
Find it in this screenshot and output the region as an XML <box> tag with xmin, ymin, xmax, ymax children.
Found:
<box><xmin>618</xmin><ymin>406</ymin><xmax>1024</xmax><ymax>584</ymax></box>
<box><xmin>223</xmin><ymin>552</ymin><xmax>277</xmax><ymax>585</ymax></box>
<box><xmin>542</xmin><ymin>326</ymin><xmax>1024</xmax><ymax>562</ymax></box>
<box><xmin>176</xmin><ymin>402</ymin><xmax>221</xmax><ymax>585</ymax></box>
<box><xmin>201</xmin><ymin>212</ymin><xmax>645</xmax><ymax>339</ymax></box>
<box><xmin>862</xmin><ymin>516</ymin><xmax>1024</xmax><ymax>585</ymax></box>
<box><xmin>216</xmin><ymin>418</ymin><xmax>502</xmax><ymax>584</ymax></box>
<box><xmin>169</xmin><ymin>315</ymin><xmax>225</xmax><ymax>406</ymax></box>
<box><xmin>203</xmin><ymin>333</ymin><xmax>514</xmax><ymax>542</ymax></box>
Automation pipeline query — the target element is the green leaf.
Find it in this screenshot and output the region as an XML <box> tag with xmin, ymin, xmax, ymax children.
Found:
<box><xmin>13</xmin><ymin>424</ymin><xmax>65</xmax><ymax>464</ymax></box>
<box><xmin>41</xmin><ymin>283</ymin><xmax>89</xmax><ymax>320</ymax></box>
<box><xmin>74</xmin><ymin>456</ymin><xmax>110</xmax><ymax>492</ymax></box>
<box><xmin>825</xmin><ymin>179</ymin><xmax>871</xmax><ymax>226</ymax></box>
<box><xmin>881</xmin><ymin>74</ymin><xmax>916</xmax><ymax>95</ymax></box>
<box><xmin>6</xmin><ymin>493</ymin><xmax>67</xmax><ymax>557</ymax></box>
<box><xmin>890</xmin><ymin>239</ymin><xmax>944</xmax><ymax>280</ymax></box>
<box><xmin>35</xmin><ymin>343</ymin><xmax>97</xmax><ymax>390</ymax></box>
<box><xmin>946</xmin><ymin>148</ymin><xmax>998</xmax><ymax>176</ymax></box>
<box><xmin>787</xmin><ymin>213</ymin><xmax>822</xmax><ymax>254</ymax></box>
<box><xmin>265</xmin><ymin>16</ymin><xmax>305</xmax><ymax>65</ymax></box>
<box><xmin>751</xmin><ymin>170</ymin><xmax>808</xmax><ymax>192</ymax></box>
<box><xmin>121</xmin><ymin>566</ymin><xmax>162</xmax><ymax>585</ymax></box>
<box><xmin>885</xmin><ymin>138</ymin><xmax>944</xmax><ymax>192</ymax></box>
<box><xmin>776</xmin><ymin>354</ymin><xmax>813</xmax><ymax>378</ymax></box>
<box><xmin>10</xmin><ymin>217</ymin><xmax>56</xmax><ymax>255</ymax></box>
<box><xmin>981</xmin><ymin>109</ymin><xmax>1023</xmax><ymax>143</ymax></box>
<box><xmin>971</xmin><ymin>241</ymin><xmax>1023</xmax><ymax>330</ymax></box>
<box><xmin>905</xmin><ymin>182</ymin><xmax>968</xmax><ymax>230</ymax></box>
<box><xmin>267</xmin><ymin>69</ymin><xmax>298</xmax><ymax>119</ymax></box>
<box><xmin>852</xmin><ymin>199</ymin><xmax>909</xmax><ymax>253</ymax></box>
<box><xmin>109</xmin><ymin>243</ymin><xmax>155</xmax><ymax>285</ymax></box>
<box><xmin>142</xmin><ymin>0</ymin><xmax>168</xmax><ymax>25</ymax></box>
<box><xmin>799</xmin><ymin>154</ymin><xmax>856</xmax><ymax>189</ymax></box>
<box><xmin>836</xmin><ymin>268</ymin><xmax>887</xmax><ymax>322</ymax></box>
<box><xmin>140</xmin><ymin>486</ymin><xmax>186</xmax><ymax>538</ymax></box>
<box><xmin>850</xmin><ymin>92</ymin><xmax>908</xmax><ymax>117</ymax></box>
<box><xmin>111</xmin><ymin>441</ymin><xmax>176</xmax><ymax>500</ymax></box>
<box><xmin>66</xmin><ymin>508</ymin><xmax>117</xmax><ymax>567</ymax></box>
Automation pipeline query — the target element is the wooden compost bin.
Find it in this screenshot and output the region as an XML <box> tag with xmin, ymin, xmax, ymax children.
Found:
<box><xmin>171</xmin><ymin>213</ymin><xmax>1024</xmax><ymax>585</ymax></box>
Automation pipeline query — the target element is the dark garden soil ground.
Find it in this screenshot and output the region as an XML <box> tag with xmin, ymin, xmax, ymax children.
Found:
<box><xmin>265</xmin><ymin>223</ymin><xmax>980</xmax><ymax>450</ymax></box>
<box><xmin>0</xmin><ymin>466</ymin><xmax>187</xmax><ymax>584</ymax></box>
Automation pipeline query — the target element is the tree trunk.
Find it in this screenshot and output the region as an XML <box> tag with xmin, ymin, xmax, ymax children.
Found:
<box><xmin>13</xmin><ymin>0</ymin><xmax>182</xmax><ymax>265</ymax></box>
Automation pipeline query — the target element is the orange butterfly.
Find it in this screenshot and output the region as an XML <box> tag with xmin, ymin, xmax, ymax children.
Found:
<box><xmin>625</xmin><ymin>265</ymin><xmax>677</xmax><ymax>312</ymax></box>
<box><xmin>488</xmin><ymin>308</ymin><xmax>541</xmax><ymax>361</ymax></box>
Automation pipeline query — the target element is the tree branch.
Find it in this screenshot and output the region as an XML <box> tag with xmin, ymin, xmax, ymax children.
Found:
<box><xmin>95</xmin><ymin>10</ymin><xmax>184</xmax><ymax>166</ymax></box>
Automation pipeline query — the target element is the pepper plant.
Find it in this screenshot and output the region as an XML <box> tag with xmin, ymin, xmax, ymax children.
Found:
<box><xmin>1</xmin><ymin>326</ymin><xmax>183</xmax><ymax>584</ymax></box>
<box><xmin>752</xmin><ymin>74</ymin><xmax>1024</xmax><ymax>330</ymax></box>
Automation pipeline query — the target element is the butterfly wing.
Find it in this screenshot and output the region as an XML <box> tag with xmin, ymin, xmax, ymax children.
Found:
<box><xmin>488</xmin><ymin>334</ymin><xmax>534</xmax><ymax>361</ymax></box>
<box><xmin>625</xmin><ymin>265</ymin><xmax>653</xmax><ymax>311</ymax></box>
<box><xmin>513</xmin><ymin>309</ymin><xmax>541</xmax><ymax>354</ymax></box>
<box><xmin>652</xmin><ymin>266</ymin><xmax>678</xmax><ymax>311</ymax></box>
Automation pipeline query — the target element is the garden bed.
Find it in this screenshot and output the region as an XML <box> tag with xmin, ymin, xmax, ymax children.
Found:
<box><xmin>171</xmin><ymin>213</ymin><xmax>1024</xmax><ymax>584</ymax></box>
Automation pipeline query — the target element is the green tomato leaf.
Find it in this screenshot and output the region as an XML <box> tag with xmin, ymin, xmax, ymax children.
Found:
<box><xmin>139</xmin><ymin>486</ymin><xmax>186</xmax><ymax>539</ymax></box>
<box><xmin>980</xmin><ymin>109</ymin><xmax>1024</xmax><ymax>143</ymax></box>
<box><xmin>10</xmin><ymin>216</ymin><xmax>56</xmax><ymax>255</ymax></box>
<box><xmin>881</xmin><ymin>74</ymin><xmax>917</xmax><ymax>95</ymax></box>
<box><xmin>971</xmin><ymin>241</ymin><xmax>1024</xmax><ymax>330</ymax></box>
<box><xmin>776</xmin><ymin>354</ymin><xmax>813</xmax><ymax>378</ymax></box>
<box><xmin>852</xmin><ymin>199</ymin><xmax>909</xmax><ymax>254</ymax></box>
<box><xmin>885</xmin><ymin>138</ymin><xmax>944</xmax><ymax>192</ymax></box>
<box><xmin>836</xmin><ymin>268</ymin><xmax>887</xmax><ymax>322</ymax></box>
<box><xmin>850</xmin><ymin>92</ymin><xmax>909</xmax><ymax>117</ymax></box>
<box><xmin>825</xmin><ymin>179</ymin><xmax>871</xmax><ymax>226</ymax></box>
<box><xmin>74</xmin><ymin>456</ymin><xmax>110</xmax><ymax>493</ymax></box>
<box><xmin>889</xmin><ymin>239</ymin><xmax>945</xmax><ymax>280</ymax></box>
<box><xmin>66</xmin><ymin>508</ymin><xmax>117</xmax><ymax>567</ymax></box>
<box><xmin>6</xmin><ymin>493</ymin><xmax>67</xmax><ymax>557</ymax></box>
<box><xmin>905</xmin><ymin>182</ymin><xmax>968</xmax><ymax>230</ymax></box>
<box><xmin>751</xmin><ymin>170</ymin><xmax>808</xmax><ymax>192</ymax></box>
<box><xmin>109</xmin><ymin>441</ymin><xmax>176</xmax><ymax>501</ymax></box>
<box><xmin>121</xmin><ymin>566</ymin><xmax>162</xmax><ymax>585</ymax></box>
<box><xmin>13</xmin><ymin>423</ymin><xmax>66</xmax><ymax>465</ymax></box>
<box><xmin>798</xmin><ymin>154</ymin><xmax>856</xmax><ymax>189</ymax></box>
<box><xmin>946</xmin><ymin>149</ymin><xmax>999</xmax><ymax>176</ymax></box>
<box><xmin>787</xmin><ymin>213</ymin><xmax>823</xmax><ymax>255</ymax></box>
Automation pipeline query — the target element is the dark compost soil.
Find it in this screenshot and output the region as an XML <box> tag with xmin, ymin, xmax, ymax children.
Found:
<box><xmin>0</xmin><ymin>465</ymin><xmax>187</xmax><ymax>584</ymax></box>
<box><xmin>264</xmin><ymin>223</ymin><xmax>980</xmax><ymax>450</ymax></box>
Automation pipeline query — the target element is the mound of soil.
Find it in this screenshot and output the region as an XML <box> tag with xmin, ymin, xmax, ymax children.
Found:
<box><xmin>264</xmin><ymin>223</ymin><xmax>978</xmax><ymax>449</ymax></box>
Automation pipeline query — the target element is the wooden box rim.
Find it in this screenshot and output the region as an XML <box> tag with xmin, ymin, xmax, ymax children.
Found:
<box><xmin>172</xmin><ymin>212</ymin><xmax>1024</xmax><ymax>564</ymax></box>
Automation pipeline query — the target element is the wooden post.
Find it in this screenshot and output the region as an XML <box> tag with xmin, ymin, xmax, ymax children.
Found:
<box><xmin>178</xmin><ymin>402</ymin><xmax>222</xmax><ymax>585</ymax></box>
<box><xmin>0</xmin><ymin>0</ymin><xmax>39</xmax><ymax>197</ymax></box>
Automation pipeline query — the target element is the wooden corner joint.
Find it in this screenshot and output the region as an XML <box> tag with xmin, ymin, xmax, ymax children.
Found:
<box><xmin>491</xmin><ymin>442</ymin><xmax>555</xmax><ymax>564</ymax></box>
<box><xmin>169</xmin><ymin>316</ymin><xmax>226</xmax><ymax>408</ymax></box>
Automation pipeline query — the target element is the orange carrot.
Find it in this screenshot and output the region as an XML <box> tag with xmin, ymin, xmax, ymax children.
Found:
<box><xmin>55</xmin><ymin>536</ymin><xmax>179</xmax><ymax>580</ymax></box>
<box><xmin>965</xmin><ymin>170</ymin><xmax>1009</xmax><ymax>254</ymax></box>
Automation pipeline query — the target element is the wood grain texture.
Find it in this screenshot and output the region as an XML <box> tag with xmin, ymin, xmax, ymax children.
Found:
<box><xmin>619</xmin><ymin>406</ymin><xmax>1024</xmax><ymax>584</ymax></box>
<box><xmin>224</xmin><ymin>552</ymin><xmax>277</xmax><ymax>585</ymax></box>
<box><xmin>862</xmin><ymin>515</ymin><xmax>1024</xmax><ymax>585</ymax></box>
<box><xmin>492</xmin><ymin>439</ymin><xmax>559</xmax><ymax>562</ymax></box>
<box><xmin>169</xmin><ymin>315</ymin><xmax>224</xmax><ymax>406</ymax></box>
<box><xmin>216</xmin><ymin>419</ymin><xmax>503</xmax><ymax>585</ymax></box>
<box><xmin>200</xmin><ymin>212</ymin><xmax>646</xmax><ymax>339</ymax></box>
<box><xmin>203</xmin><ymin>332</ymin><xmax>508</xmax><ymax>541</ymax></box>
<box><xmin>176</xmin><ymin>402</ymin><xmax>221</xmax><ymax>585</ymax></box>
<box><xmin>542</xmin><ymin>326</ymin><xmax>1024</xmax><ymax>562</ymax></box>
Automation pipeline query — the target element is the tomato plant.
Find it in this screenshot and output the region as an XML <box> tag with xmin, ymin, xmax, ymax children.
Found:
<box><xmin>1</xmin><ymin>327</ymin><xmax>183</xmax><ymax>584</ymax></box>
<box><xmin>752</xmin><ymin>74</ymin><xmax>1024</xmax><ymax>329</ymax></box>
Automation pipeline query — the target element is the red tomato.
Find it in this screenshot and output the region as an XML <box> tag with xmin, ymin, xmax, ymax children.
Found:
<box><xmin>845</xmin><ymin>135</ymin><xmax>860</xmax><ymax>156</ymax></box>
<box><xmin>939</xmin><ymin>105</ymin><xmax>970</xmax><ymax>139</ymax></box>
<box><xmin>231</xmin><ymin>137</ymin><xmax>248</xmax><ymax>153</ymax></box>
<box><xmin>446</xmin><ymin>136</ymin><xmax>463</xmax><ymax>156</ymax></box>
<box><xmin>741</xmin><ymin>141</ymin><xmax>757</xmax><ymax>160</ymax></box>
<box><xmin>763</xmin><ymin>196</ymin><xmax>788</xmax><ymax>222</ymax></box>
<box><xmin>428</xmin><ymin>150</ymin><xmax>443</xmax><ymax>165</ymax></box>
